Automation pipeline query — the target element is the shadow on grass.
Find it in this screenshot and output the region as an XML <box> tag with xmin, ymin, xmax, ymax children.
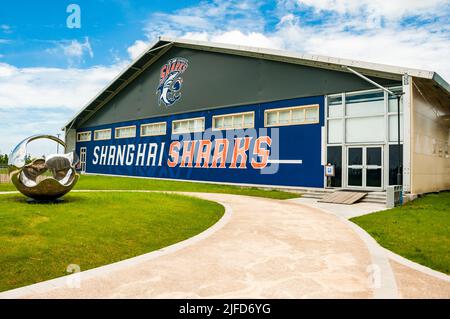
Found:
<box><xmin>5</xmin><ymin>194</ymin><xmax>89</xmax><ymax>205</ymax></box>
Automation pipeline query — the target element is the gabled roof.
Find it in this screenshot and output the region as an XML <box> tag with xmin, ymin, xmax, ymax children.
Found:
<box><xmin>64</xmin><ymin>36</ymin><xmax>450</xmax><ymax>130</ymax></box>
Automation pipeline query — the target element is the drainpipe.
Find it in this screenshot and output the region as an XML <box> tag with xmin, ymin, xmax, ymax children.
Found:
<box><xmin>396</xmin><ymin>95</ymin><xmax>402</xmax><ymax>187</ymax></box>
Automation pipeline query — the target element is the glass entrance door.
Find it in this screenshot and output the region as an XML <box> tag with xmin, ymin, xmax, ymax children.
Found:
<box><xmin>346</xmin><ymin>146</ymin><xmax>383</xmax><ymax>189</ymax></box>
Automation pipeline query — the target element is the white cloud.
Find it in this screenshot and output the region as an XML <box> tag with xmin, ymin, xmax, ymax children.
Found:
<box><xmin>295</xmin><ymin>0</ymin><xmax>448</xmax><ymax>19</ymax></box>
<box><xmin>0</xmin><ymin>24</ymin><xmax>12</xmax><ymax>34</ymax></box>
<box><xmin>210</xmin><ymin>31</ymin><xmax>284</xmax><ymax>49</ymax></box>
<box><xmin>0</xmin><ymin>62</ymin><xmax>125</xmax><ymax>110</ymax></box>
<box><xmin>0</xmin><ymin>107</ymin><xmax>68</xmax><ymax>156</ymax></box>
<box><xmin>127</xmin><ymin>40</ymin><xmax>149</xmax><ymax>60</ymax></box>
<box><xmin>1</xmin><ymin>0</ymin><xmax>449</xmax><ymax>156</ymax></box>
<box><xmin>63</xmin><ymin>37</ymin><xmax>93</xmax><ymax>59</ymax></box>
<box><xmin>143</xmin><ymin>0</ymin><xmax>266</xmax><ymax>40</ymax></box>
<box><xmin>47</xmin><ymin>37</ymin><xmax>94</xmax><ymax>65</ymax></box>
<box><xmin>134</xmin><ymin>0</ymin><xmax>450</xmax><ymax>82</ymax></box>
<box><xmin>272</xmin><ymin>17</ymin><xmax>450</xmax><ymax>80</ymax></box>
<box><xmin>0</xmin><ymin>61</ymin><xmax>127</xmax><ymax>155</ymax></box>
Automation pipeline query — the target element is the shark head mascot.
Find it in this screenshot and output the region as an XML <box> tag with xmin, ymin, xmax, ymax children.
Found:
<box><xmin>156</xmin><ymin>57</ymin><xmax>189</xmax><ymax>107</ymax></box>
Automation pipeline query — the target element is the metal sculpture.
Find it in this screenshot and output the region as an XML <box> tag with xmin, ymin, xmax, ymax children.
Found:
<box><xmin>8</xmin><ymin>135</ymin><xmax>79</xmax><ymax>200</ymax></box>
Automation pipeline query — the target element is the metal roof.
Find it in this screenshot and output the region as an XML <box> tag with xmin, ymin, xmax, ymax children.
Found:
<box><xmin>64</xmin><ymin>36</ymin><xmax>450</xmax><ymax>130</ymax></box>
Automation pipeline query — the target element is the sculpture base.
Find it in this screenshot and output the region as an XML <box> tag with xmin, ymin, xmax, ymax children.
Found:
<box><xmin>26</xmin><ymin>198</ymin><xmax>65</xmax><ymax>205</ymax></box>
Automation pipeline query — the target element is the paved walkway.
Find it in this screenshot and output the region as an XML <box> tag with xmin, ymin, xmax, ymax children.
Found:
<box><xmin>290</xmin><ymin>197</ymin><xmax>450</xmax><ymax>298</ymax></box>
<box><xmin>3</xmin><ymin>192</ymin><xmax>377</xmax><ymax>298</ymax></box>
<box><xmin>1</xmin><ymin>192</ymin><xmax>448</xmax><ymax>298</ymax></box>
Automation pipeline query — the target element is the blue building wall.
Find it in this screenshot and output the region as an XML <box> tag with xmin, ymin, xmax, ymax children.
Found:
<box><xmin>76</xmin><ymin>95</ymin><xmax>325</xmax><ymax>188</ymax></box>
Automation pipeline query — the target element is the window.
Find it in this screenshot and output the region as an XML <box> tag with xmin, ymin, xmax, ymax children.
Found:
<box><xmin>141</xmin><ymin>122</ymin><xmax>167</xmax><ymax>136</ymax></box>
<box><xmin>346</xmin><ymin>116</ymin><xmax>385</xmax><ymax>143</ymax></box>
<box><xmin>388</xmin><ymin>88</ymin><xmax>403</xmax><ymax>113</ymax></box>
<box><xmin>326</xmin><ymin>146</ymin><xmax>342</xmax><ymax>187</ymax></box>
<box><xmin>327</xmin><ymin>119</ymin><xmax>343</xmax><ymax>144</ymax></box>
<box><xmin>94</xmin><ymin>129</ymin><xmax>111</xmax><ymax>141</ymax></box>
<box><xmin>77</xmin><ymin>131</ymin><xmax>91</xmax><ymax>142</ymax></box>
<box><xmin>388</xmin><ymin>114</ymin><xmax>403</xmax><ymax>142</ymax></box>
<box><xmin>172</xmin><ymin>117</ymin><xmax>205</xmax><ymax>134</ymax></box>
<box><xmin>345</xmin><ymin>91</ymin><xmax>384</xmax><ymax>116</ymax></box>
<box><xmin>213</xmin><ymin>112</ymin><xmax>254</xmax><ymax>130</ymax></box>
<box><xmin>328</xmin><ymin>95</ymin><xmax>343</xmax><ymax>118</ymax></box>
<box><xmin>389</xmin><ymin>144</ymin><xmax>403</xmax><ymax>185</ymax></box>
<box><xmin>115</xmin><ymin>125</ymin><xmax>136</xmax><ymax>139</ymax></box>
<box><xmin>326</xmin><ymin>87</ymin><xmax>403</xmax><ymax>145</ymax></box>
<box><xmin>264</xmin><ymin>104</ymin><xmax>320</xmax><ymax>127</ymax></box>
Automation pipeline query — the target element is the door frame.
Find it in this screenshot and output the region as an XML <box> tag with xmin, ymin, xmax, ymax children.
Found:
<box><xmin>344</xmin><ymin>144</ymin><xmax>384</xmax><ymax>191</ymax></box>
<box><xmin>79</xmin><ymin>147</ymin><xmax>87</xmax><ymax>173</ymax></box>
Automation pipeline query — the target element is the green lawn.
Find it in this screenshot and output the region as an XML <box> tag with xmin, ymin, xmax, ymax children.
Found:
<box><xmin>0</xmin><ymin>174</ymin><xmax>299</xmax><ymax>199</ymax></box>
<box><xmin>351</xmin><ymin>192</ymin><xmax>450</xmax><ymax>274</ymax></box>
<box><xmin>0</xmin><ymin>192</ymin><xmax>224</xmax><ymax>292</ymax></box>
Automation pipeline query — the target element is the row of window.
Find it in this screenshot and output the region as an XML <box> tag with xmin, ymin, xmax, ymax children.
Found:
<box><xmin>326</xmin><ymin>87</ymin><xmax>403</xmax><ymax>145</ymax></box>
<box><xmin>77</xmin><ymin>104</ymin><xmax>320</xmax><ymax>142</ymax></box>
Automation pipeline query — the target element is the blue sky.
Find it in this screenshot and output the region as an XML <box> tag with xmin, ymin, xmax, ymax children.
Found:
<box><xmin>0</xmin><ymin>0</ymin><xmax>449</xmax><ymax>156</ymax></box>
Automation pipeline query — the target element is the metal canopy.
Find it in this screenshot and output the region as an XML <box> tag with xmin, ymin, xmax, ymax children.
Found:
<box><xmin>64</xmin><ymin>36</ymin><xmax>450</xmax><ymax>130</ymax></box>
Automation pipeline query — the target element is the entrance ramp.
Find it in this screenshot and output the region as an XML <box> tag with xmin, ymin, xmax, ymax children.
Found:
<box><xmin>318</xmin><ymin>191</ymin><xmax>367</xmax><ymax>205</ymax></box>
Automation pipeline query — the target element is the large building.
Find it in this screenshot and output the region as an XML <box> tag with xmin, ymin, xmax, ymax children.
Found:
<box><xmin>64</xmin><ymin>37</ymin><xmax>450</xmax><ymax>197</ymax></box>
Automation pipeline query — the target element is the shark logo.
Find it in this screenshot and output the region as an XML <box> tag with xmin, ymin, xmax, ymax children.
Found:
<box><xmin>156</xmin><ymin>57</ymin><xmax>189</xmax><ymax>107</ymax></box>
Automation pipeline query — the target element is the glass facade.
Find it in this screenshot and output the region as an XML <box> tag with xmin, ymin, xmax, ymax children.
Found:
<box><xmin>389</xmin><ymin>144</ymin><xmax>403</xmax><ymax>186</ymax></box>
<box><xmin>326</xmin><ymin>87</ymin><xmax>403</xmax><ymax>190</ymax></box>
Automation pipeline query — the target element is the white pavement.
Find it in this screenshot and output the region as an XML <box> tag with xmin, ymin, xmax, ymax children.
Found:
<box><xmin>0</xmin><ymin>191</ymin><xmax>449</xmax><ymax>299</ymax></box>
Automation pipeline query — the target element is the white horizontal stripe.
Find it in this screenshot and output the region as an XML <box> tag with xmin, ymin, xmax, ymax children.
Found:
<box><xmin>267</xmin><ymin>159</ymin><xmax>303</xmax><ymax>164</ymax></box>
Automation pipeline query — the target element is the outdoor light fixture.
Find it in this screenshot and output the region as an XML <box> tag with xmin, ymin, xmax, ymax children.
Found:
<box><xmin>8</xmin><ymin>135</ymin><xmax>80</xmax><ymax>201</ymax></box>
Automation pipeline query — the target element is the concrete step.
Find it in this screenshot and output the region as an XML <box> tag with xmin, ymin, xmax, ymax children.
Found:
<box><xmin>301</xmin><ymin>194</ymin><xmax>325</xmax><ymax>199</ymax></box>
<box><xmin>365</xmin><ymin>194</ymin><xmax>387</xmax><ymax>198</ymax></box>
<box><xmin>270</xmin><ymin>186</ymin><xmax>388</xmax><ymax>204</ymax></box>
<box><xmin>365</xmin><ymin>193</ymin><xmax>386</xmax><ymax>198</ymax></box>
<box><xmin>301</xmin><ymin>190</ymin><xmax>387</xmax><ymax>204</ymax></box>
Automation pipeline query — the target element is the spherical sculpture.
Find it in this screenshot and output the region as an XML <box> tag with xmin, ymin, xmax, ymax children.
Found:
<box><xmin>8</xmin><ymin>135</ymin><xmax>80</xmax><ymax>200</ymax></box>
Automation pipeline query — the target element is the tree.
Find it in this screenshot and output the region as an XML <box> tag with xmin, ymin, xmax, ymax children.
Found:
<box><xmin>0</xmin><ymin>154</ymin><xmax>8</xmax><ymax>165</ymax></box>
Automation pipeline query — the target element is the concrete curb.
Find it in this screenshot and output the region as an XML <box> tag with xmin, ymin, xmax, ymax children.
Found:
<box><xmin>0</xmin><ymin>194</ymin><xmax>233</xmax><ymax>299</ymax></box>
<box><xmin>344</xmin><ymin>221</ymin><xmax>399</xmax><ymax>299</ymax></box>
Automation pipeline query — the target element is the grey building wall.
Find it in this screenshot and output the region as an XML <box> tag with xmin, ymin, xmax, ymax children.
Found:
<box><xmin>81</xmin><ymin>47</ymin><xmax>399</xmax><ymax>128</ymax></box>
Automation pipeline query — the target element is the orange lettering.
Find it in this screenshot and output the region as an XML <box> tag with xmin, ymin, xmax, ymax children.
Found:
<box><xmin>211</xmin><ymin>139</ymin><xmax>229</xmax><ymax>168</ymax></box>
<box><xmin>195</xmin><ymin>140</ymin><xmax>212</xmax><ymax>168</ymax></box>
<box><xmin>230</xmin><ymin>137</ymin><xmax>252</xmax><ymax>169</ymax></box>
<box><xmin>180</xmin><ymin>141</ymin><xmax>196</xmax><ymax>167</ymax></box>
<box><xmin>167</xmin><ymin>141</ymin><xmax>180</xmax><ymax>167</ymax></box>
<box><xmin>251</xmin><ymin>136</ymin><xmax>271</xmax><ymax>169</ymax></box>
